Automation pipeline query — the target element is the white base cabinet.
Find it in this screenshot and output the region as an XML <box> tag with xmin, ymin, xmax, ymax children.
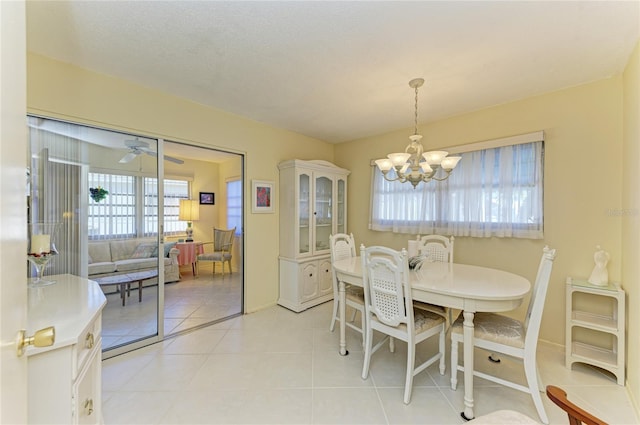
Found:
<box><xmin>279</xmin><ymin>256</ymin><xmax>334</xmax><ymax>312</ymax></box>
<box><xmin>27</xmin><ymin>274</ymin><xmax>107</xmax><ymax>424</ymax></box>
<box><xmin>565</xmin><ymin>276</ymin><xmax>625</xmax><ymax>385</ymax></box>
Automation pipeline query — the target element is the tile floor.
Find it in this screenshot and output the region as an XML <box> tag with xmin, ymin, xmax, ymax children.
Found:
<box><xmin>102</xmin><ymin>302</ymin><xmax>638</xmax><ymax>424</ymax></box>
<box><xmin>102</xmin><ymin>269</ymin><xmax>242</xmax><ymax>350</ymax></box>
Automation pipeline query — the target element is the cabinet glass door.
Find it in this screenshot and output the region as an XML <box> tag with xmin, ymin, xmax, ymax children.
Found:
<box><xmin>314</xmin><ymin>175</ymin><xmax>332</xmax><ymax>253</ymax></box>
<box><xmin>336</xmin><ymin>177</ymin><xmax>346</xmax><ymax>234</ymax></box>
<box><xmin>298</xmin><ymin>173</ymin><xmax>311</xmax><ymax>255</ymax></box>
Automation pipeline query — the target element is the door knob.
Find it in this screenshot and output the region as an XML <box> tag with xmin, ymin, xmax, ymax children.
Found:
<box><xmin>16</xmin><ymin>326</ymin><xmax>55</xmax><ymax>357</ymax></box>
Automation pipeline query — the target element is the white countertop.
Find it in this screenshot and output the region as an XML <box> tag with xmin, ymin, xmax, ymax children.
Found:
<box><xmin>27</xmin><ymin>274</ymin><xmax>106</xmax><ymax>356</ymax></box>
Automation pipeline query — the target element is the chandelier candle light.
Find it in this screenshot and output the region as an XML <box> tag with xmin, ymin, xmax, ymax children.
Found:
<box><xmin>375</xmin><ymin>78</ymin><xmax>461</xmax><ymax>188</ymax></box>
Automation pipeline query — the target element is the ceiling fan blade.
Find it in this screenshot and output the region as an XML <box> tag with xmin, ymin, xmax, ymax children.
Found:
<box><xmin>119</xmin><ymin>152</ymin><xmax>138</xmax><ymax>163</ymax></box>
<box><xmin>140</xmin><ymin>148</ymin><xmax>184</xmax><ymax>164</ymax></box>
<box><xmin>164</xmin><ymin>155</ymin><xmax>184</xmax><ymax>164</ymax></box>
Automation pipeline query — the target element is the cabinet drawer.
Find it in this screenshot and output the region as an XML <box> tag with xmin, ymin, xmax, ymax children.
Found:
<box><xmin>73</xmin><ymin>315</ymin><xmax>101</xmax><ymax>379</ymax></box>
<box><xmin>73</xmin><ymin>347</ymin><xmax>101</xmax><ymax>425</ymax></box>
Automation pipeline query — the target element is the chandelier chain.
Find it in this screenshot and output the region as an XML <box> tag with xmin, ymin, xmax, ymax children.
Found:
<box><xmin>414</xmin><ymin>85</ymin><xmax>419</xmax><ymax>136</ymax></box>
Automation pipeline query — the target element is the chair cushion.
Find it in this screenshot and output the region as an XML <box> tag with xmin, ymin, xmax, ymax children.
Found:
<box><xmin>451</xmin><ymin>312</ymin><xmax>525</xmax><ymax>348</ymax></box>
<box><xmin>345</xmin><ymin>286</ymin><xmax>364</xmax><ymax>303</ymax></box>
<box><xmin>198</xmin><ymin>252</ymin><xmax>232</xmax><ymax>261</ymax></box>
<box><xmin>371</xmin><ymin>309</ymin><xmax>444</xmax><ymax>334</ymax></box>
<box><xmin>413</xmin><ymin>309</ymin><xmax>446</xmax><ymax>333</ymax></box>
<box><xmin>413</xmin><ymin>301</ymin><xmax>447</xmax><ymax>315</ymax></box>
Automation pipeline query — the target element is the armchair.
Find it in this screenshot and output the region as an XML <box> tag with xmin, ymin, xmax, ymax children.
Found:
<box><xmin>196</xmin><ymin>227</ymin><xmax>236</xmax><ymax>275</ymax></box>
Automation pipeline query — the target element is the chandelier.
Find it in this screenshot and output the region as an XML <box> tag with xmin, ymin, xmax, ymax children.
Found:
<box><xmin>374</xmin><ymin>78</ymin><xmax>461</xmax><ymax>188</ymax></box>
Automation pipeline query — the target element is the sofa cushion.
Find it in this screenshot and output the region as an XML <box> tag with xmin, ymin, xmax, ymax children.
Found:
<box><xmin>164</xmin><ymin>242</ymin><xmax>177</xmax><ymax>257</ymax></box>
<box><xmin>131</xmin><ymin>243</ymin><xmax>157</xmax><ymax>259</ymax></box>
<box><xmin>88</xmin><ymin>261</ymin><xmax>117</xmax><ymax>275</ymax></box>
<box><xmin>88</xmin><ymin>243</ymin><xmax>112</xmax><ymax>263</ymax></box>
<box><xmin>115</xmin><ymin>258</ymin><xmax>158</xmax><ymax>272</ymax></box>
<box><xmin>110</xmin><ymin>240</ymin><xmax>140</xmax><ymax>261</ymax></box>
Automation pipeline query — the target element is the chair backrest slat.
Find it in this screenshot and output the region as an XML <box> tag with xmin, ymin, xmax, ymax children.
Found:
<box><xmin>330</xmin><ymin>233</ymin><xmax>356</xmax><ymax>262</ymax></box>
<box><xmin>416</xmin><ymin>235</ymin><xmax>454</xmax><ymax>263</ymax></box>
<box><xmin>213</xmin><ymin>227</ymin><xmax>236</xmax><ymax>252</ymax></box>
<box><xmin>362</xmin><ymin>245</ymin><xmax>412</xmax><ymax>328</ymax></box>
<box><xmin>524</xmin><ymin>246</ymin><xmax>556</xmax><ymax>346</ymax></box>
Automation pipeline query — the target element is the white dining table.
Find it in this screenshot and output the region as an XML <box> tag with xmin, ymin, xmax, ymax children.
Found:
<box><xmin>332</xmin><ymin>256</ymin><xmax>531</xmax><ymax>421</ymax></box>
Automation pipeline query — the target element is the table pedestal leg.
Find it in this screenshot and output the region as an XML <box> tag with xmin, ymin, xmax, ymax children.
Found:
<box><xmin>461</xmin><ymin>310</ymin><xmax>475</xmax><ymax>421</ymax></box>
<box><xmin>339</xmin><ymin>279</ymin><xmax>348</xmax><ymax>356</ymax></box>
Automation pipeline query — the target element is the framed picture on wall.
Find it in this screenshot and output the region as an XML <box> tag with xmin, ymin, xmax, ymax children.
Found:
<box><xmin>252</xmin><ymin>180</ymin><xmax>274</xmax><ymax>213</ymax></box>
<box><xmin>199</xmin><ymin>192</ymin><xmax>215</xmax><ymax>205</ymax></box>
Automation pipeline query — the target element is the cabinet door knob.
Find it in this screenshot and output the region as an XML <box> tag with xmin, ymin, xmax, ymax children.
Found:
<box><xmin>85</xmin><ymin>332</ymin><xmax>95</xmax><ymax>349</ymax></box>
<box><xmin>84</xmin><ymin>398</ymin><xmax>94</xmax><ymax>416</ymax></box>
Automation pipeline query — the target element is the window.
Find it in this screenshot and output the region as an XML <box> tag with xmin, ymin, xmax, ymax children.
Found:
<box><xmin>227</xmin><ymin>179</ymin><xmax>242</xmax><ymax>236</ymax></box>
<box><xmin>88</xmin><ymin>173</ymin><xmax>136</xmax><ymax>239</ymax></box>
<box><xmin>88</xmin><ymin>173</ymin><xmax>189</xmax><ymax>239</ymax></box>
<box><xmin>144</xmin><ymin>178</ymin><xmax>189</xmax><ymax>236</ymax></box>
<box><xmin>370</xmin><ymin>136</ymin><xmax>543</xmax><ymax>239</ymax></box>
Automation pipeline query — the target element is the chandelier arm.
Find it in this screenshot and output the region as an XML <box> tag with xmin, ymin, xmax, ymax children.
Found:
<box><xmin>429</xmin><ymin>171</ymin><xmax>453</xmax><ymax>182</ymax></box>
<box><xmin>381</xmin><ymin>172</ymin><xmax>405</xmax><ymax>183</ymax></box>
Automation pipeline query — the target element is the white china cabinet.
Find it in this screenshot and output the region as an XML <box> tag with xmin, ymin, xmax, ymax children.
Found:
<box><xmin>278</xmin><ymin>159</ymin><xmax>349</xmax><ymax>312</ymax></box>
<box><xmin>27</xmin><ymin>275</ymin><xmax>106</xmax><ymax>424</ymax></box>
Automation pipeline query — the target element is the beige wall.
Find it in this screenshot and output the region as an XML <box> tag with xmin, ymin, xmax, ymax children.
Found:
<box><xmin>27</xmin><ymin>53</ymin><xmax>334</xmax><ymax>313</ymax></box>
<box><xmin>622</xmin><ymin>40</ymin><xmax>640</xmax><ymax>413</ymax></box>
<box><xmin>26</xmin><ymin>45</ymin><xmax>640</xmax><ymax>414</ymax></box>
<box><xmin>335</xmin><ymin>77</ymin><xmax>625</xmax><ymax>347</ymax></box>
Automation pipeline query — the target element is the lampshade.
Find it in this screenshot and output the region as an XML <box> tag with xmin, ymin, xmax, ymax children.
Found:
<box><xmin>179</xmin><ymin>199</ymin><xmax>200</xmax><ymax>222</ymax></box>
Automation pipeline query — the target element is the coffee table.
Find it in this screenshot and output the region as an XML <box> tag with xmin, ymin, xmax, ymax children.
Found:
<box><xmin>93</xmin><ymin>269</ymin><xmax>159</xmax><ymax>306</ymax></box>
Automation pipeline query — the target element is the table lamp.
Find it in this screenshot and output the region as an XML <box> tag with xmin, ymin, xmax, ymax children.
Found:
<box><xmin>179</xmin><ymin>199</ymin><xmax>200</xmax><ymax>242</ymax></box>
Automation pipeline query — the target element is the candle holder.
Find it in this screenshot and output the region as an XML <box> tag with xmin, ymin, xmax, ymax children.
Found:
<box><xmin>27</xmin><ymin>223</ymin><xmax>60</xmax><ymax>287</ymax></box>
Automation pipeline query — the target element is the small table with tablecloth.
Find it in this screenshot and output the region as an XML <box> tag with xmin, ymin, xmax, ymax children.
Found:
<box><xmin>175</xmin><ymin>241</ymin><xmax>204</xmax><ymax>275</ymax></box>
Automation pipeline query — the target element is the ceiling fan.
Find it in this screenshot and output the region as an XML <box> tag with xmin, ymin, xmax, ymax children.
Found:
<box><xmin>119</xmin><ymin>139</ymin><xmax>184</xmax><ymax>164</ymax></box>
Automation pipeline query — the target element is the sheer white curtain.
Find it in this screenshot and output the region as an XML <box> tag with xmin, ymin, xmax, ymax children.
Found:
<box><xmin>370</xmin><ymin>140</ymin><xmax>543</xmax><ymax>239</ymax></box>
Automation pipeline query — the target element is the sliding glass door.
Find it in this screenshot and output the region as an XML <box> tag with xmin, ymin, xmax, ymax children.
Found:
<box><xmin>27</xmin><ymin>117</ymin><xmax>244</xmax><ymax>357</ymax></box>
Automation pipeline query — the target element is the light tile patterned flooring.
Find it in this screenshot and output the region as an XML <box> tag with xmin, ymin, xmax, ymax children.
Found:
<box><xmin>102</xmin><ymin>267</ymin><xmax>242</xmax><ymax>350</ymax></box>
<box><xmin>102</xmin><ymin>302</ymin><xmax>638</xmax><ymax>424</ymax></box>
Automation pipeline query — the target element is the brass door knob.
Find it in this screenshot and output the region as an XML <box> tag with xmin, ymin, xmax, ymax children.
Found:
<box><xmin>16</xmin><ymin>326</ymin><xmax>55</xmax><ymax>357</ymax></box>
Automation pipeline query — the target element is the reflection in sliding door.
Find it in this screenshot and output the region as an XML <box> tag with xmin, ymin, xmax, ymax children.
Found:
<box><xmin>28</xmin><ymin>117</ymin><xmax>244</xmax><ymax>357</ymax></box>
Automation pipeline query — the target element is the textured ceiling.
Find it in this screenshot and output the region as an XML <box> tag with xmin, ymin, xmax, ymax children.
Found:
<box><xmin>26</xmin><ymin>1</ymin><xmax>640</xmax><ymax>144</ymax></box>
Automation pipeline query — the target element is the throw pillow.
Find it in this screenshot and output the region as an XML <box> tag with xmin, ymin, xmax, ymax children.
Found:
<box><xmin>164</xmin><ymin>241</ymin><xmax>177</xmax><ymax>258</ymax></box>
<box><xmin>131</xmin><ymin>243</ymin><xmax>157</xmax><ymax>259</ymax></box>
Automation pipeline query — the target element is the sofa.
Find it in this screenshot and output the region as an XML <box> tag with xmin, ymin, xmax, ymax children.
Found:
<box><xmin>88</xmin><ymin>239</ymin><xmax>180</xmax><ymax>284</ymax></box>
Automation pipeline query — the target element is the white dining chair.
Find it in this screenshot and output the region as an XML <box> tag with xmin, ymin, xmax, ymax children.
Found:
<box><xmin>450</xmin><ymin>246</ymin><xmax>557</xmax><ymax>424</ymax></box>
<box><xmin>413</xmin><ymin>234</ymin><xmax>457</xmax><ymax>328</ymax></box>
<box><xmin>360</xmin><ymin>244</ymin><xmax>446</xmax><ymax>404</ymax></box>
<box><xmin>329</xmin><ymin>233</ymin><xmax>365</xmax><ymax>345</ymax></box>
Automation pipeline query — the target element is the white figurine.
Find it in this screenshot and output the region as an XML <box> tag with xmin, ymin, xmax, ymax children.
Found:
<box><xmin>588</xmin><ymin>245</ymin><xmax>610</xmax><ymax>286</ymax></box>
